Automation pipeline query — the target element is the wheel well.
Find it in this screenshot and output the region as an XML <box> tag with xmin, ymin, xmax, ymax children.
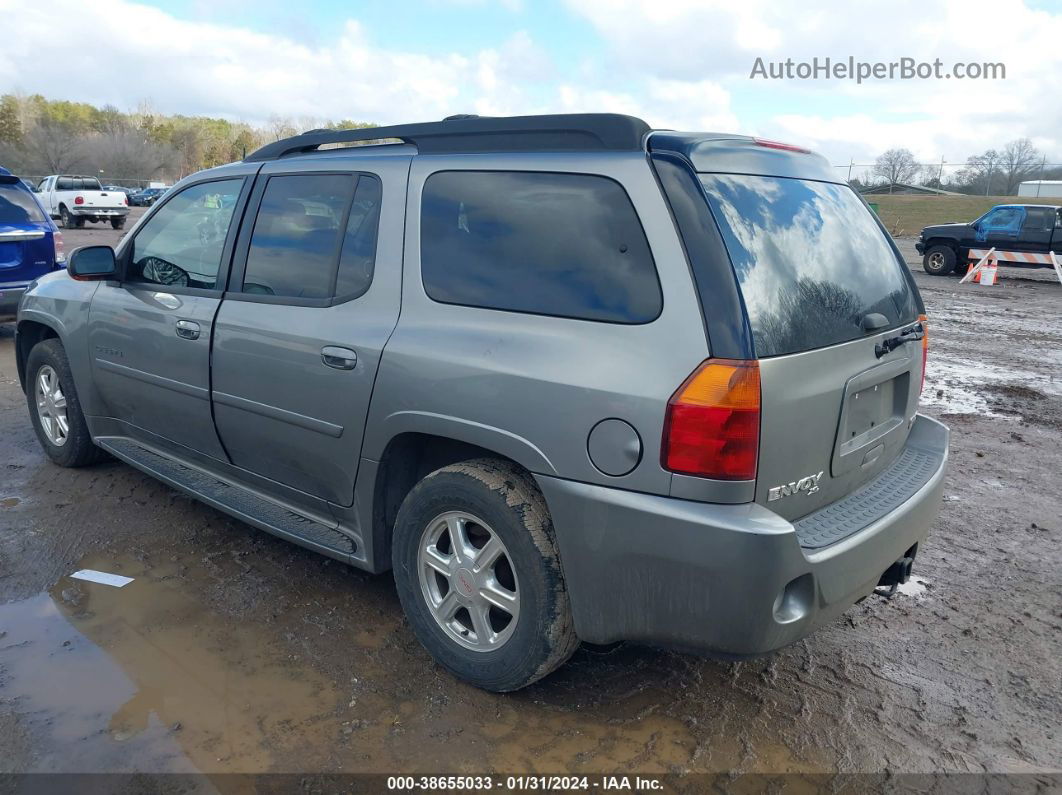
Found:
<box><xmin>15</xmin><ymin>321</ymin><xmax>59</xmax><ymax>393</ymax></box>
<box><xmin>371</xmin><ymin>433</ymin><xmax>529</xmax><ymax>571</ymax></box>
<box><xmin>924</xmin><ymin>239</ymin><xmax>957</xmax><ymax>254</ymax></box>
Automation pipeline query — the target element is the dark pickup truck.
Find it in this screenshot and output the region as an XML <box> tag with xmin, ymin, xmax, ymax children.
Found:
<box><xmin>916</xmin><ymin>204</ymin><xmax>1062</xmax><ymax>275</ymax></box>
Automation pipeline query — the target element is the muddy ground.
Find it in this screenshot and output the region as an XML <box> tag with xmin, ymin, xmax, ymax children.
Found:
<box><xmin>0</xmin><ymin>233</ymin><xmax>1060</xmax><ymax>779</ymax></box>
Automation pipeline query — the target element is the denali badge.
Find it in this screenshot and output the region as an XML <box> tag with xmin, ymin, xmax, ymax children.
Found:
<box><xmin>768</xmin><ymin>471</ymin><xmax>824</xmax><ymax>501</ymax></box>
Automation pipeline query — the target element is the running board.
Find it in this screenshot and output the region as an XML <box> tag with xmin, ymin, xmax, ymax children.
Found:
<box><xmin>98</xmin><ymin>437</ymin><xmax>357</xmax><ymax>559</ymax></box>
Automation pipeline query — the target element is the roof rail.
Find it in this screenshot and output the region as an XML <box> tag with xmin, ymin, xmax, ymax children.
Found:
<box><xmin>245</xmin><ymin>113</ymin><xmax>651</xmax><ymax>162</ymax></box>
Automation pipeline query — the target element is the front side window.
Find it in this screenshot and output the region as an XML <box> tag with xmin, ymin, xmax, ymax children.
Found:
<box><xmin>130</xmin><ymin>178</ymin><xmax>243</xmax><ymax>289</ymax></box>
<box><xmin>420</xmin><ymin>171</ymin><xmax>661</xmax><ymax>324</ymax></box>
<box><xmin>241</xmin><ymin>174</ymin><xmax>354</xmax><ymax>299</ymax></box>
<box><xmin>335</xmin><ymin>174</ymin><xmax>382</xmax><ymax>299</ymax></box>
<box><xmin>980</xmin><ymin>206</ymin><xmax>1023</xmax><ymax>230</ymax></box>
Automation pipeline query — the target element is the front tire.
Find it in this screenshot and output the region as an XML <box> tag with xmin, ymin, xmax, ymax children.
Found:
<box><xmin>392</xmin><ymin>458</ymin><xmax>579</xmax><ymax>691</ymax></box>
<box><xmin>923</xmin><ymin>245</ymin><xmax>956</xmax><ymax>275</ymax></box>
<box><xmin>25</xmin><ymin>339</ymin><xmax>106</xmax><ymax>468</ymax></box>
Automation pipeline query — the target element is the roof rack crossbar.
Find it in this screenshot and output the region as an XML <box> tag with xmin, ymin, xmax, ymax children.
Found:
<box><xmin>245</xmin><ymin>113</ymin><xmax>651</xmax><ymax>162</ymax></box>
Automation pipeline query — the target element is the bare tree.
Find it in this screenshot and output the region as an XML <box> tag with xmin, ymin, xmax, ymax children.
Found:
<box><xmin>23</xmin><ymin>116</ymin><xmax>86</xmax><ymax>174</ymax></box>
<box><xmin>957</xmin><ymin>149</ymin><xmax>1002</xmax><ymax>195</ymax></box>
<box><xmin>872</xmin><ymin>148</ymin><xmax>919</xmax><ymax>191</ymax></box>
<box><xmin>267</xmin><ymin>114</ymin><xmax>298</xmax><ymax>141</ymax></box>
<box><xmin>999</xmin><ymin>138</ymin><xmax>1041</xmax><ymax>195</ymax></box>
<box><xmin>83</xmin><ymin>130</ymin><xmax>176</xmax><ymax>184</ymax></box>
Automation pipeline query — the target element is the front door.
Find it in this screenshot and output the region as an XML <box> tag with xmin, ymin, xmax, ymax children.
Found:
<box><xmin>976</xmin><ymin>205</ymin><xmax>1025</xmax><ymax>249</ymax></box>
<box><xmin>88</xmin><ymin>174</ymin><xmax>252</xmax><ymax>459</ymax></box>
<box><xmin>210</xmin><ymin>157</ymin><xmax>405</xmax><ymax>505</ymax></box>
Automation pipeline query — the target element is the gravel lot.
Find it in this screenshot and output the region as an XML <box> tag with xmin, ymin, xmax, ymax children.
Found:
<box><xmin>0</xmin><ymin>235</ymin><xmax>1060</xmax><ymax>778</ymax></box>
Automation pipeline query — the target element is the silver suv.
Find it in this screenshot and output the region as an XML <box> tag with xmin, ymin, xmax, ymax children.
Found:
<box><xmin>16</xmin><ymin>114</ymin><xmax>949</xmax><ymax>691</ymax></box>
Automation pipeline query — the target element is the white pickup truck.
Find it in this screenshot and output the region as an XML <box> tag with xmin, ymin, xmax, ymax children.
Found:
<box><xmin>35</xmin><ymin>175</ymin><xmax>130</xmax><ymax>230</ymax></box>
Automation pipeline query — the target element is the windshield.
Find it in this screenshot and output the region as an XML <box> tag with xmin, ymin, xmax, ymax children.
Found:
<box><xmin>699</xmin><ymin>174</ymin><xmax>919</xmax><ymax>358</ymax></box>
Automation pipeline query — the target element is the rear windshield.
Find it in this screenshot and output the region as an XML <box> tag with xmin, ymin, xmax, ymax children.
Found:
<box><xmin>700</xmin><ymin>174</ymin><xmax>919</xmax><ymax>358</ymax></box>
<box><xmin>56</xmin><ymin>177</ymin><xmax>102</xmax><ymax>191</ymax></box>
<box><xmin>0</xmin><ymin>182</ymin><xmax>47</xmax><ymax>224</ymax></box>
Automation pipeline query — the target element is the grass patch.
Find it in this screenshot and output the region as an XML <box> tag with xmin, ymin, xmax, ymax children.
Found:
<box><xmin>866</xmin><ymin>195</ymin><xmax>1058</xmax><ymax>238</ymax></box>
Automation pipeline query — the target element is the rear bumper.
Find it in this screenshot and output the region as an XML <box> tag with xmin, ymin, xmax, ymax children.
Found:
<box><xmin>71</xmin><ymin>207</ymin><xmax>128</xmax><ymax>217</ymax></box>
<box><xmin>537</xmin><ymin>414</ymin><xmax>948</xmax><ymax>655</ymax></box>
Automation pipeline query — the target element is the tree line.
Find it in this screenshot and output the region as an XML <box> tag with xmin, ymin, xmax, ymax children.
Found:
<box><xmin>866</xmin><ymin>139</ymin><xmax>1059</xmax><ymax>195</ymax></box>
<box><xmin>1</xmin><ymin>93</ymin><xmax>1056</xmax><ymax>196</ymax></box>
<box><xmin>0</xmin><ymin>93</ymin><xmax>376</xmax><ymax>186</ymax></box>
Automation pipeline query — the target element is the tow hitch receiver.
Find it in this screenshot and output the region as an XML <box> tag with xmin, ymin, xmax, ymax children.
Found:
<box><xmin>877</xmin><ymin>555</ymin><xmax>915</xmax><ymax>598</ymax></box>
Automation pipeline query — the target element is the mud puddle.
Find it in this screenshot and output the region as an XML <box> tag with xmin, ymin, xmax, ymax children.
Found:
<box><xmin>0</xmin><ymin>552</ymin><xmax>345</xmax><ymax>774</ymax></box>
<box><xmin>0</xmin><ymin>549</ymin><xmax>823</xmax><ymax>775</ymax></box>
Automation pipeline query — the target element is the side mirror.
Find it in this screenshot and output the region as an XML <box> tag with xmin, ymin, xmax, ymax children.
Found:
<box><xmin>68</xmin><ymin>246</ymin><xmax>117</xmax><ymax>280</ymax></box>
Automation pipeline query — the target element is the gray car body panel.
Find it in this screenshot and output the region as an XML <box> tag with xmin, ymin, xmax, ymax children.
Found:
<box><xmin>15</xmin><ymin>127</ymin><xmax>949</xmax><ymax>656</ymax></box>
<box><xmin>540</xmin><ymin>413</ymin><xmax>947</xmax><ymax>652</ymax></box>
<box><xmin>363</xmin><ymin>152</ymin><xmax>710</xmax><ymax>499</ymax></box>
<box><xmin>210</xmin><ymin>151</ymin><xmax>410</xmax><ymax>506</ymax></box>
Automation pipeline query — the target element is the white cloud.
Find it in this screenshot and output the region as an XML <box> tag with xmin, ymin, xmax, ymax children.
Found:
<box><xmin>0</xmin><ymin>0</ymin><xmax>537</xmax><ymax>126</ymax></box>
<box><xmin>566</xmin><ymin>0</ymin><xmax>1062</xmax><ymax>162</ymax></box>
<box><xmin>1</xmin><ymin>0</ymin><xmax>1058</xmax><ymax>168</ymax></box>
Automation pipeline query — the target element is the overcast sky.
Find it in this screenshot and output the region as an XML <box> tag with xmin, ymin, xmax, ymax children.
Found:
<box><xmin>2</xmin><ymin>0</ymin><xmax>1059</xmax><ymax>172</ymax></box>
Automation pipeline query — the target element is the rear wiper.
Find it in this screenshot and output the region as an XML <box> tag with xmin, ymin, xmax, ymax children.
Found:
<box><xmin>874</xmin><ymin>322</ymin><xmax>924</xmax><ymax>359</ymax></box>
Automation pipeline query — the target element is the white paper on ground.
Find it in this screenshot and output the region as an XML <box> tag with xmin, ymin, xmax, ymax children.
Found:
<box><xmin>70</xmin><ymin>569</ymin><xmax>134</xmax><ymax>588</ymax></box>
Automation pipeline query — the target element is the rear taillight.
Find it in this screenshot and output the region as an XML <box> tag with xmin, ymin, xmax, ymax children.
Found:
<box><xmin>123</xmin><ymin>195</ymin><xmax>128</xmax><ymax>205</ymax></box>
<box><xmin>53</xmin><ymin>230</ymin><xmax>65</xmax><ymax>265</ymax></box>
<box><xmin>919</xmin><ymin>313</ymin><xmax>929</xmax><ymax>395</ymax></box>
<box><xmin>662</xmin><ymin>359</ymin><xmax>760</xmax><ymax>481</ymax></box>
<box><xmin>74</xmin><ymin>195</ymin><xmax>84</xmax><ymax>205</ymax></box>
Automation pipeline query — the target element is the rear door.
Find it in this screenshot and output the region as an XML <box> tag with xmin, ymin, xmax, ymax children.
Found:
<box><xmin>1020</xmin><ymin>206</ymin><xmax>1055</xmax><ymax>252</ymax></box>
<box><xmin>698</xmin><ymin>173</ymin><xmax>924</xmax><ymax>520</ymax></box>
<box><xmin>210</xmin><ymin>154</ymin><xmax>406</xmax><ymax>506</ymax></box>
<box><xmin>0</xmin><ymin>177</ymin><xmax>54</xmax><ymax>290</ymax></box>
<box><xmin>88</xmin><ymin>172</ymin><xmax>253</xmax><ymax>459</ymax></box>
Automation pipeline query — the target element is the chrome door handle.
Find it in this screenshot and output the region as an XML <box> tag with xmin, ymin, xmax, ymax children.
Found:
<box><xmin>175</xmin><ymin>320</ymin><xmax>200</xmax><ymax>340</ymax></box>
<box><xmin>322</xmin><ymin>346</ymin><xmax>357</xmax><ymax>370</ymax></box>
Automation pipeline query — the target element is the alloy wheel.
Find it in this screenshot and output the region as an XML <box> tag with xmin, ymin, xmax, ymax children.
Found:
<box><xmin>35</xmin><ymin>365</ymin><xmax>69</xmax><ymax>446</ymax></box>
<box><xmin>417</xmin><ymin>511</ymin><xmax>520</xmax><ymax>652</ymax></box>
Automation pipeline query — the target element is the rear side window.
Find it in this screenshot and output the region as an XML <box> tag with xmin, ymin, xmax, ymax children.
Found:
<box><xmin>700</xmin><ymin>174</ymin><xmax>919</xmax><ymax>357</ymax></box>
<box><xmin>0</xmin><ymin>182</ymin><xmax>47</xmax><ymax>224</ymax></box>
<box><xmin>421</xmin><ymin>171</ymin><xmax>661</xmax><ymax>323</ymax></box>
<box><xmin>242</xmin><ymin>174</ymin><xmax>354</xmax><ymax>299</ymax></box>
<box><xmin>1024</xmin><ymin>207</ymin><xmax>1054</xmax><ymax>231</ymax></box>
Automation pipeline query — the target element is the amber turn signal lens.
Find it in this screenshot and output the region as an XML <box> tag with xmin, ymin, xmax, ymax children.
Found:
<box><xmin>662</xmin><ymin>359</ymin><xmax>760</xmax><ymax>481</ymax></box>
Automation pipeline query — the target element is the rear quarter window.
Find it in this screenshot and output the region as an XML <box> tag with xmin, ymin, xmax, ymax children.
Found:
<box><xmin>700</xmin><ymin>174</ymin><xmax>919</xmax><ymax>357</ymax></box>
<box><xmin>0</xmin><ymin>183</ymin><xmax>47</xmax><ymax>224</ymax></box>
<box><xmin>420</xmin><ymin>171</ymin><xmax>661</xmax><ymax>324</ymax></box>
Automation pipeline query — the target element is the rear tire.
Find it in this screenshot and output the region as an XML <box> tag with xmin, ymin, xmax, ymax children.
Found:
<box><xmin>25</xmin><ymin>339</ymin><xmax>106</xmax><ymax>468</ymax></box>
<box><xmin>59</xmin><ymin>205</ymin><xmax>74</xmax><ymax>229</ymax></box>
<box><xmin>111</xmin><ymin>217</ymin><xmax>126</xmax><ymax>230</ymax></box>
<box><xmin>923</xmin><ymin>245</ymin><xmax>956</xmax><ymax>276</ymax></box>
<box><xmin>392</xmin><ymin>458</ymin><xmax>579</xmax><ymax>691</ymax></box>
